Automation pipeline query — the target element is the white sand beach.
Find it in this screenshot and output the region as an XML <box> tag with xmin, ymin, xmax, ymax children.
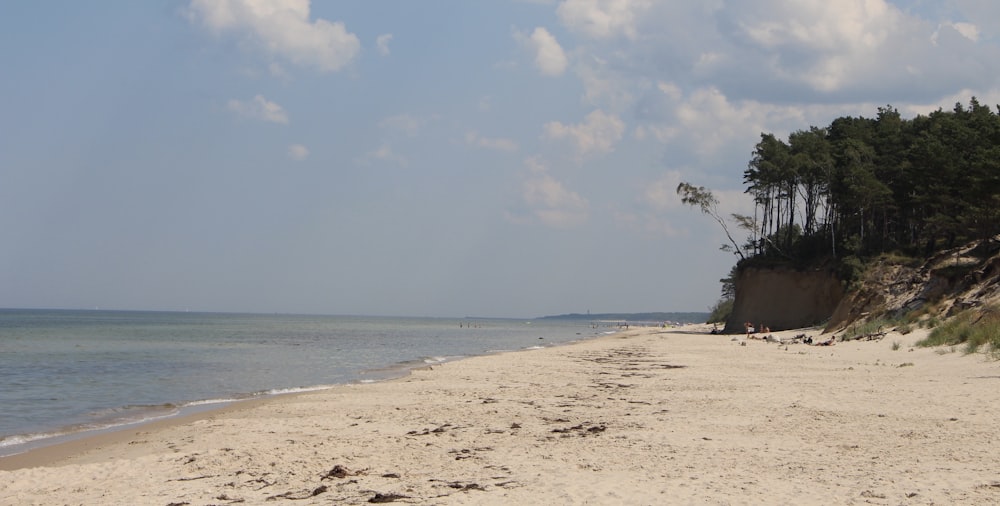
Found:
<box><xmin>3</xmin><ymin>325</ymin><xmax>1000</xmax><ymax>505</ymax></box>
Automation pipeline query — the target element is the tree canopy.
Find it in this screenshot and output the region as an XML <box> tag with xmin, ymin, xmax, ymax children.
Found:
<box><xmin>737</xmin><ymin>97</ymin><xmax>1000</xmax><ymax>265</ymax></box>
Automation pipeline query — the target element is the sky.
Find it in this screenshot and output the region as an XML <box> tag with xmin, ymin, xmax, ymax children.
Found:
<box><xmin>2</xmin><ymin>0</ymin><xmax>1000</xmax><ymax>318</ymax></box>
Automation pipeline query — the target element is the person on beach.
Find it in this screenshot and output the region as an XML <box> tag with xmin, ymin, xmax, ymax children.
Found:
<box><xmin>811</xmin><ymin>336</ymin><xmax>836</xmax><ymax>346</ymax></box>
<box><xmin>745</xmin><ymin>321</ymin><xmax>755</xmax><ymax>338</ymax></box>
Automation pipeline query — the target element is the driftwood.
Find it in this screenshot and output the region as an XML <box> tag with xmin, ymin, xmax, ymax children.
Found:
<box><xmin>840</xmin><ymin>326</ymin><xmax>887</xmax><ymax>342</ymax></box>
<box><xmin>779</xmin><ymin>333</ymin><xmax>809</xmax><ymax>344</ymax></box>
<box><xmin>860</xmin><ymin>330</ymin><xmax>887</xmax><ymax>341</ymax></box>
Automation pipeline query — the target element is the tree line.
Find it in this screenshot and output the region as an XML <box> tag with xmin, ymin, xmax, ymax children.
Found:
<box><xmin>685</xmin><ymin>97</ymin><xmax>1000</xmax><ymax>266</ymax></box>
<box><xmin>680</xmin><ymin>97</ymin><xmax>1000</xmax><ymax>321</ymax></box>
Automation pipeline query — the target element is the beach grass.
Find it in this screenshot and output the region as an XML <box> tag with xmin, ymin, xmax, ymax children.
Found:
<box><xmin>917</xmin><ymin>304</ymin><xmax>1000</xmax><ymax>356</ymax></box>
<box><xmin>841</xmin><ymin>318</ymin><xmax>892</xmax><ymax>340</ymax></box>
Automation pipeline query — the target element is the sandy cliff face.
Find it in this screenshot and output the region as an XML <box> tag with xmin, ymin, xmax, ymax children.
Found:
<box><xmin>724</xmin><ymin>239</ymin><xmax>1000</xmax><ymax>335</ymax></box>
<box><xmin>724</xmin><ymin>266</ymin><xmax>844</xmax><ymax>333</ymax></box>
<box><xmin>825</xmin><ymin>241</ymin><xmax>1000</xmax><ymax>332</ymax></box>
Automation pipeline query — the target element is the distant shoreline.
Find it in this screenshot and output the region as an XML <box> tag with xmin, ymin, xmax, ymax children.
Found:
<box><xmin>538</xmin><ymin>311</ymin><xmax>709</xmax><ymax>323</ymax></box>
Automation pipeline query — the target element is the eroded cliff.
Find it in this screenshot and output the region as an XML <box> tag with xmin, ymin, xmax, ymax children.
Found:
<box><xmin>825</xmin><ymin>241</ymin><xmax>1000</xmax><ymax>332</ymax></box>
<box><xmin>722</xmin><ymin>239</ymin><xmax>1000</xmax><ymax>335</ymax></box>
<box><xmin>723</xmin><ymin>265</ymin><xmax>844</xmax><ymax>333</ymax></box>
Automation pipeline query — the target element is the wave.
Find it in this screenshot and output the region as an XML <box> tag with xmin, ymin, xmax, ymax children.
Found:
<box><xmin>0</xmin><ymin>431</ymin><xmax>69</xmax><ymax>449</ymax></box>
<box><xmin>0</xmin><ymin>405</ymin><xmax>182</xmax><ymax>457</ymax></box>
<box><xmin>0</xmin><ymin>387</ymin><xmax>346</xmax><ymax>458</ymax></box>
<box><xmin>258</xmin><ymin>385</ymin><xmax>337</xmax><ymax>396</ymax></box>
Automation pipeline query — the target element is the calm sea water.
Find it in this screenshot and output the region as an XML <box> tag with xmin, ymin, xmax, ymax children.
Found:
<box><xmin>0</xmin><ymin>309</ymin><xmax>608</xmax><ymax>456</ymax></box>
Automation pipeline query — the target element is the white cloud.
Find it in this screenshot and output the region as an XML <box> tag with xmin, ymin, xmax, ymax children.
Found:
<box><xmin>465</xmin><ymin>132</ymin><xmax>519</xmax><ymax>152</ymax></box>
<box><xmin>227</xmin><ymin>94</ymin><xmax>289</xmax><ymax>124</ymax></box>
<box><xmin>575</xmin><ymin>55</ymin><xmax>636</xmax><ymax>110</ymax></box>
<box><xmin>899</xmin><ymin>88</ymin><xmax>1000</xmax><ymax>117</ymax></box>
<box><xmin>376</xmin><ymin>33</ymin><xmax>393</xmax><ymax>56</ymax></box>
<box><xmin>673</xmin><ymin>87</ymin><xmax>760</xmax><ymax>156</ymax></box>
<box><xmin>733</xmin><ymin>1</ymin><xmax>895</xmax><ymax>52</ymax></box>
<box><xmin>613</xmin><ymin>171</ymin><xmax>683</xmax><ymax>237</ymax></box>
<box><xmin>528</xmin><ymin>27</ymin><xmax>568</xmax><ymax>76</ymax></box>
<box><xmin>543</xmin><ymin>0</ymin><xmax>1000</xmax><ymax>184</ymax></box>
<box><xmin>614</xmin><ymin>209</ymin><xmax>681</xmax><ymax>237</ymax></box>
<box><xmin>641</xmin><ymin>171</ymin><xmax>684</xmax><ymax>213</ymax></box>
<box><xmin>518</xmin><ymin>157</ymin><xmax>589</xmax><ymax>228</ymax></box>
<box><xmin>187</xmin><ymin>0</ymin><xmax>360</xmax><ymax>72</ymax></box>
<box><xmin>615</xmin><ymin>170</ymin><xmax>755</xmax><ymax>239</ymax></box>
<box><xmin>288</xmin><ymin>144</ymin><xmax>309</xmax><ymax>160</ymax></box>
<box><xmin>701</xmin><ymin>0</ymin><xmax>998</xmax><ymax>99</ymax></box>
<box><xmin>950</xmin><ymin>1</ymin><xmax>1000</xmax><ymax>38</ymax></box>
<box><xmin>721</xmin><ymin>0</ymin><xmax>905</xmax><ymax>92</ymax></box>
<box><xmin>657</xmin><ymin>81</ymin><xmax>683</xmax><ymax>101</ymax></box>
<box><xmin>633</xmin><ymin>124</ymin><xmax>679</xmax><ymax>142</ymax></box>
<box><xmin>558</xmin><ymin>0</ymin><xmax>999</xmax><ymax>116</ymax></box>
<box><xmin>268</xmin><ymin>62</ymin><xmax>290</xmax><ymax>79</ymax></box>
<box><xmin>951</xmin><ymin>22</ymin><xmax>980</xmax><ymax>41</ymax></box>
<box><xmin>556</xmin><ymin>0</ymin><xmax>652</xmax><ymax>40</ymax></box>
<box><xmin>933</xmin><ymin>22</ymin><xmax>980</xmax><ymax>45</ymax></box>
<box><xmin>543</xmin><ymin>109</ymin><xmax>625</xmax><ymax>157</ymax></box>
<box><xmin>355</xmin><ymin>143</ymin><xmax>408</xmax><ymax>167</ymax></box>
<box><xmin>633</xmin><ymin>83</ymin><xmax>851</xmax><ymax>168</ymax></box>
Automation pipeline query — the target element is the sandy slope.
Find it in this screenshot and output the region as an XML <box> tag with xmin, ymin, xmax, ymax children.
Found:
<box><xmin>2</xmin><ymin>325</ymin><xmax>1000</xmax><ymax>505</ymax></box>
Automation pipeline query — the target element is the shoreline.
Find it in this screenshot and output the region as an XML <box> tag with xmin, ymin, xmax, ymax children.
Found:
<box><xmin>0</xmin><ymin>325</ymin><xmax>605</xmax><ymax>463</ymax></box>
<box><xmin>0</xmin><ymin>371</ymin><xmax>416</xmax><ymax>462</ymax></box>
<box><xmin>3</xmin><ymin>324</ymin><xmax>1000</xmax><ymax>504</ymax></box>
<box><xmin>0</xmin><ymin>329</ymin><xmax>612</xmax><ymax>469</ymax></box>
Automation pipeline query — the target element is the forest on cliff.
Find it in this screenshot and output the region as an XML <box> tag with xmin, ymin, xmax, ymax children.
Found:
<box><xmin>744</xmin><ymin>97</ymin><xmax>1000</xmax><ymax>262</ymax></box>
<box><xmin>682</xmin><ymin>97</ymin><xmax>1000</xmax><ymax>321</ymax></box>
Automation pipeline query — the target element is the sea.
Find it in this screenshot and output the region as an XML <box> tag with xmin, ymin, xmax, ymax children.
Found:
<box><xmin>0</xmin><ymin>309</ymin><xmax>611</xmax><ymax>457</ymax></box>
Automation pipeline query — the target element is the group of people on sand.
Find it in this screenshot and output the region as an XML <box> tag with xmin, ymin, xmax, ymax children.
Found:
<box><xmin>744</xmin><ymin>321</ymin><xmax>770</xmax><ymax>338</ymax></box>
<box><xmin>804</xmin><ymin>335</ymin><xmax>837</xmax><ymax>346</ymax></box>
<box><xmin>741</xmin><ymin>321</ymin><xmax>837</xmax><ymax>346</ymax></box>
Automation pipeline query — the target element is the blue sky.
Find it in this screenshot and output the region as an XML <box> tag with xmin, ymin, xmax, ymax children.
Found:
<box><xmin>2</xmin><ymin>0</ymin><xmax>998</xmax><ymax>318</ymax></box>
